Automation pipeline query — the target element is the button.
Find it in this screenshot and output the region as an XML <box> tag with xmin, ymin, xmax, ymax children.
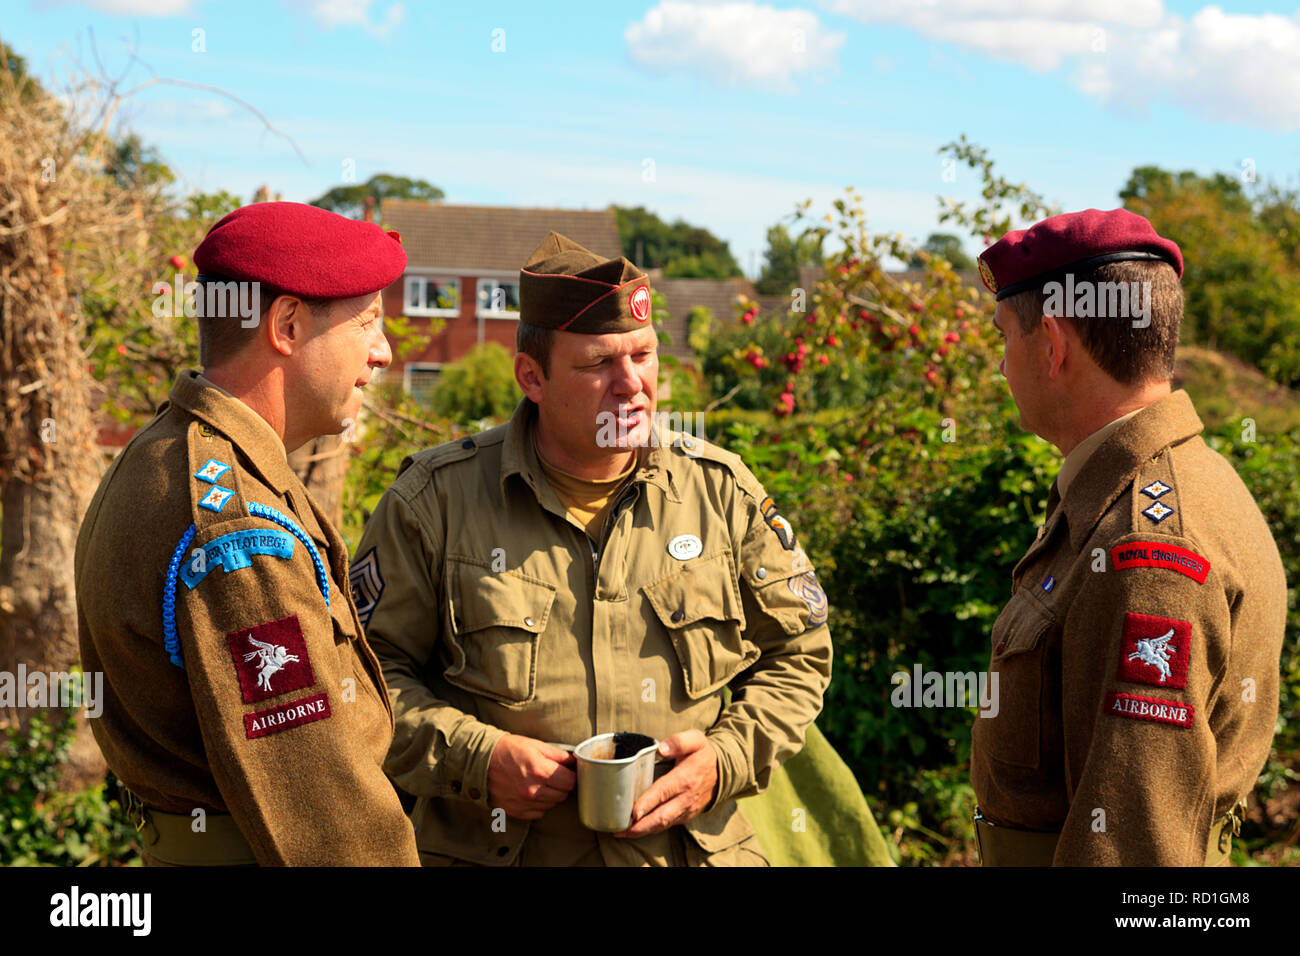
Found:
<box><xmin>462</xmin><ymin>438</ymin><xmax>474</xmax><ymax>449</ymax></box>
<box><xmin>756</xmin><ymin>567</ymin><xmax>767</xmax><ymax>580</ymax></box>
<box><xmin>468</xmin><ymin>788</ymin><xmax>481</xmax><ymax>800</ymax></box>
<box><xmin>451</xmin><ymin>780</ymin><xmax>462</xmax><ymax>793</ymax></box>
<box><xmin>994</xmin><ymin>640</ymin><xmax>1007</xmax><ymax>655</ymax></box>
<box><xmin>671</xmin><ymin>609</ymin><xmax>684</xmax><ymax>623</ymax></box>
<box><xmin>524</xmin><ymin>617</ymin><xmax>535</xmax><ymax>627</ymax></box>
<box><xmin>683</xmin><ymin>437</ymin><xmax>695</xmax><ymax>449</ymax></box>
<box><xmin>497</xmin><ymin>846</ymin><xmax>510</xmax><ymax>857</ymax></box>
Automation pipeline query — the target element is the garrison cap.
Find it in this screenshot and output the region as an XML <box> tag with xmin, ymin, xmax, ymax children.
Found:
<box><xmin>519</xmin><ymin>232</ymin><xmax>653</xmax><ymax>333</ymax></box>
<box><xmin>978</xmin><ymin>208</ymin><xmax>1183</xmax><ymax>301</ymax></box>
<box><xmin>193</xmin><ymin>201</ymin><xmax>406</xmax><ymax>299</ymax></box>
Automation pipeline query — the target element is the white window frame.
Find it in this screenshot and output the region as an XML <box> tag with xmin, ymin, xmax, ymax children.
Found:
<box><xmin>476</xmin><ymin>278</ymin><xmax>521</xmax><ymax>320</ymax></box>
<box><xmin>404</xmin><ymin>275</ymin><xmax>461</xmax><ymax>317</ymax></box>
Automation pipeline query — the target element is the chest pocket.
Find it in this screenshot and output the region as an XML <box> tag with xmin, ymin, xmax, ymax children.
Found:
<box><xmin>981</xmin><ymin>591</ymin><xmax>1054</xmax><ymax>769</ymax></box>
<box><xmin>643</xmin><ymin>550</ymin><xmax>757</xmax><ymax>700</ymax></box>
<box><xmin>445</xmin><ymin>558</ymin><xmax>556</xmax><ymax>706</ymax></box>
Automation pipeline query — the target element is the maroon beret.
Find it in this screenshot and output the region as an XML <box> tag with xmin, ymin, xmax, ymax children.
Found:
<box><xmin>193</xmin><ymin>201</ymin><xmax>406</xmax><ymax>299</ymax></box>
<box><xmin>519</xmin><ymin>232</ymin><xmax>652</xmax><ymax>333</ymax></box>
<box><xmin>978</xmin><ymin>208</ymin><xmax>1182</xmax><ymax>301</ymax></box>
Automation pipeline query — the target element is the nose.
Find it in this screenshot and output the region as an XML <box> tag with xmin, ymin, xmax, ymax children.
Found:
<box><xmin>371</xmin><ymin>325</ymin><xmax>393</xmax><ymax>370</ymax></box>
<box><xmin>610</xmin><ymin>355</ymin><xmax>639</xmax><ymax>396</ymax></box>
<box><xmin>999</xmin><ymin>356</ymin><xmax>1006</xmax><ymax>378</ymax></box>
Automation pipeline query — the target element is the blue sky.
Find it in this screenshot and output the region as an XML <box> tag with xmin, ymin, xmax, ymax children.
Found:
<box><xmin>4</xmin><ymin>0</ymin><xmax>1298</xmax><ymax>274</ymax></box>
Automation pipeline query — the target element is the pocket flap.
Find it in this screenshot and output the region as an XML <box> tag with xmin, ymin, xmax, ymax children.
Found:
<box><xmin>643</xmin><ymin>550</ymin><xmax>745</xmax><ymax>630</ymax></box>
<box><xmin>990</xmin><ymin>592</ymin><xmax>1053</xmax><ymax>662</ymax></box>
<box><xmin>449</xmin><ymin>559</ymin><xmax>556</xmax><ymax>635</ymax></box>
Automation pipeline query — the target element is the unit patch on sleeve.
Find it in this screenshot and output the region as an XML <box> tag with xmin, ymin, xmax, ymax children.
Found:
<box><xmin>244</xmin><ymin>691</ymin><xmax>331</xmax><ymax>739</ymax></box>
<box><xmin>1109</xmin><ymin>541</ymin><xmax>1210</xmax><ymax>584</ymax></box>
<box><xmin>226</xmin><ymin>615</ymin><xmax>316</xmax><ymax>704</ymax></box>
<box><xmin>1107</xmin><ymin>692</ymin><xmax>1194</xmax><ymax>729</ymax></box>
<box><xmin>181</xmin><ymin>529</ymin><xmax>295</xmax><ymax>589</ymax></box>
<box><xmin>1117</xmin><ymin>612</ymin><xmax>1191</xmax><ymax>689</ymax></box>
<box><xmin>760</xmin><ymin>496</ymin><xmax>796</xmax><ymax>551</ymax></box>
<box><xmin>348</xmin><ymin>548</ymin><xmax>385</xmax><ymax>629</ymax></box>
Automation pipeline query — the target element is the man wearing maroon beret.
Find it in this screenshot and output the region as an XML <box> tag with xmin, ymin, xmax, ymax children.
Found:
<box><xmin>969</xmin><ymin>208</ymin><xmax>1286</xmax><ymax>865</ymax></box>
<box><xmin>76</xmin><ymin>202</ymin><xmax>420</xmax><ymax>865</ymax></box>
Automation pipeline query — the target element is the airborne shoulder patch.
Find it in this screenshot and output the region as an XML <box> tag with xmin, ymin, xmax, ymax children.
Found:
<box><xmin>1107</xmin><ymin>691</ymin><xmax>1194</xmax><ymax>729</ymax></box>
<box><xmin>245</xmin><ymin>692</ymin><xmax>331</xmax><ymax>740</ymax></box>
<box><xmin>227</xmin><ymin>615</ymin><xmax>316</xmax><ymax>704</ymax></box>
<box><xmin>1117</xmin><ymin>612</ymin><xmax>1191</xmax><ymax>689</ymax></box>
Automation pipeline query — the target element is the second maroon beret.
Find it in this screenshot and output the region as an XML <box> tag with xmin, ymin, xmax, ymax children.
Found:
<box><xmin>978</xmin><ymin>208</ymin><xmax>1183</xmax><ymax>301</ymax></box>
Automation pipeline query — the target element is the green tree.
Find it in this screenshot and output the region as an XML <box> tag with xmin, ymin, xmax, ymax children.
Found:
<box><xmin>613</xmin><ymin>205</ymin><xmax>742</xmax><ymax>277</ymax></box>
<box><xmin>429</xmin><ymin>343</ymin><xmax>522</xmax><ymax>422</ymax></box>
<box><xmin>309</xmin><ymin>173</ymin><xmax>444</xmax><ymax>219</ymax></box>
<box><xmin>909</xmin><ymin>233</ymin><xmax>974</xmax><ymax>271</ymax></box>
<box><xmin>755</xmin><ymin>220</ymin><xmax>825</xmax><ymax>294</ymax></box>
<box><xmin>1120</xmin><ymin>165</ymin><xmax>1300</xmax><ymax>385</ymax></box>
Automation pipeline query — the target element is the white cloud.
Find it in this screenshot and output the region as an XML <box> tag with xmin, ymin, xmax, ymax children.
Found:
<box><xmin>280</xmin><ymin>0</ymin><xmax>406</xmax><ymax>37</ymax></box>
<box><xmin>52</xmin><ymin>0</ymin><xmax>194</xmax><ymax>13</ymax></box>
<box><xmin>825</xmin><ymin>0</ymin><xmax>1300</xmax><ymax>131</ymax></box>
<box><xmin>625</xmin><ymin>2</ymin><xmax>846</xmax><ymax>90</ymax></box>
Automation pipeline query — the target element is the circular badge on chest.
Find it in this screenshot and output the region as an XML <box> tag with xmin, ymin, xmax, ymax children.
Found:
<box><xmin>668</xmin><ymin>534</ymin><xmax>703</xmax><ymax>561</ymax></box>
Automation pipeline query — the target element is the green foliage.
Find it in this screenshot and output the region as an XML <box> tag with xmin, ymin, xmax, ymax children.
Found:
<box><xmin>309</xmin><ymin>173</ymin><xmax>444</xmax><ymax>219</ymax></box>
<box><xmin>429</xmin><ymin>342</ymin><xmax>522</xmax><ymax>422</ymax></box>
<box><xmin>0</xmin><ymin>712</ymin><xmax>137</xmax><ymax>866</ymax></box>
<box><xmin>936</xmin><ymin>134</ymin><xmax>1058</xmax><ymax>242</ymax></box>
<box><xmin>755</xmin><ymin>218</ymin><xmax>826</xmax><ymax>294</ymax></box>
<box><xmin>909</xmin><ymin>233</ymin><xmax>974</xmax><ymax>271</ymax></box>
<box><xmin>1121</xmin><ymin>165</ymin><xmax>1300</xmax><ymax>387</ymax></box>
<box><xmin>613</xmin><ymin>205</ymin><xmax>743</xmax><ymax>277</ymax></box>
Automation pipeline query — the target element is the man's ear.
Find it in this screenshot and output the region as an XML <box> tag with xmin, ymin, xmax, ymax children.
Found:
<box><xmin>515</xmin><ymin>352</ymin><xmax>546</xmax><ymax>402</ymax></box>
<box><xmin>1040</xmin><ymin>313</ymin><xmax>1071</xmax><ymax>379</ymax></box>
<box><xmin>265</xmin><ymin>294</ymin><xmax>307</xmax><ymax>358</ymax></box>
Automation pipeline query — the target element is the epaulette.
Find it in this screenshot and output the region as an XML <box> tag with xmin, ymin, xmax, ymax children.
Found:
<box><xmin>396</xmin><ymin>424</ymin><xmax>507</xmax><ymax>480</ymax></box>
<box><xmin>666</xmin><ymin>430</ymin><xmax>761</xmax><ymax>497</ymax></box>
<box><xmin>1127</xmin><ymin>448</ymin><xmax>1186</xmax><ymax>538</ymax></box>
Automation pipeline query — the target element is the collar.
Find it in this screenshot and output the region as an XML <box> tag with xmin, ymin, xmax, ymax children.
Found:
<box><xmin>498</xmin><ymin>399</ymin><xmax>677</xmax><ymax>504</ymax></box>
<box><xmin>1056</xmin><ymin>408</ymin><xmax>1142</xmax><ymax>500</ymax></box>
<box><xmin>1061</xmin><ymin>389</ymin><xmax>1203</xmax><ymax>551</ymax></box>
<box><xmin>168</xmin><ymin>369</ymin><xmax>300</xmax><ymax>495</ymax></box>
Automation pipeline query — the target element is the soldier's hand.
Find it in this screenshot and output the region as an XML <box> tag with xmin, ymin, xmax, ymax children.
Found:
<box><xmin>615</xmin><ymin>730</ymin><xmax>718</xmax><ymax>838</ymax></box>
<box><xmin>487</xmin><ymin>734</ymin><xmax>577</xmax><ymax>821</ymax></box>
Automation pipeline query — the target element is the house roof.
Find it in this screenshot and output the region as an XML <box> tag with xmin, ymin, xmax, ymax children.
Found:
<box><xmin>650</xmin><ymin>274</ymin><xmax>759</xmax><ymax>365</ymax></box>
<box><xmin>380</xmin><ymin>201</ymin><xmax>623</xmax><ymax>273</ymax></box>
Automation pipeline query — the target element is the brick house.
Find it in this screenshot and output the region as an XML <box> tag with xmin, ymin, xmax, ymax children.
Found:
<box><xmin>377</xmin><ymin>201</ymin><xmax>622</xmax><ymax>403</ymax></box>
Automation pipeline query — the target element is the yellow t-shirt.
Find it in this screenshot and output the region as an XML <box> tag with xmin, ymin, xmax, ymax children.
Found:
<box><xmin>534</xmin><ymin>437</ymin><xmax>637</xmax><ymax>541</ymax></box>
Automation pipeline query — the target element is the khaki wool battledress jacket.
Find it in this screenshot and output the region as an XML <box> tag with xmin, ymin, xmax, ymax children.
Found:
<box><xmin>76</xmin><ymin>370</ymin><xmax>419</xmax><ymax>866</ymax></box>
<box><xmin>971</xmin><ymin>390</ymin><xmax>1286</xmax><ymax>865</ymax></box>
<box><xmin>352</xmin><ymin>399</ymin><xmax>833</xmax><ymax>866</ymax></box>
